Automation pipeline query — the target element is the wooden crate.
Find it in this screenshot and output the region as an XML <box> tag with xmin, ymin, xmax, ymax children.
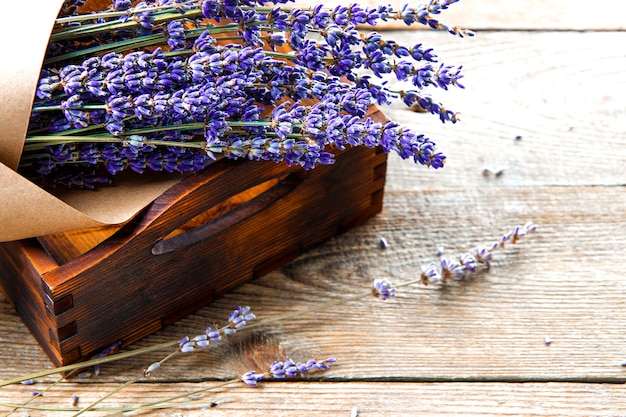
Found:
<box><xmin>0</xmin><ymin>112</ymin><xmax>387</xmax><ymax>367</ymax></box>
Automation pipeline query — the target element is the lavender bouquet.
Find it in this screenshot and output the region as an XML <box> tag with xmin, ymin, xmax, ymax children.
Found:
<box><xmin>20</xmin><ymin>0</ymin><xmax>471</xmax><ymax>189</ymax></box>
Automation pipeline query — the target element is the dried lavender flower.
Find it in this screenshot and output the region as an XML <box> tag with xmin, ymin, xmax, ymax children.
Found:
<box><xmin>19</xmin><ymin>379</ymin><xmax>35</xmax><ymax>385</ymax></box>
<box><xmin>179</xmin><ymin>336</ymin><xmax>195</xmax><ymax>353</ymax></box>
<box><xmin>241</xmin><ymin>370</ymin><xmax>265</xmax><ymax>387</ymax></box>
<box><xmin>143</xmin><ymin>362</ymin><xmax>161</xmax><ymax>377</ymax></box>
<box><xmin>79</xmin><ymin>340</ymin><xmax>122</xmax><ymax>378</ymax></box>
<box><xmin>420</xmin><ymin>262</ymin><xmax>441</xmax><ymax>284</ymax></box>
<box><xmin>242</xmin><ymin>357</ymin><xmax>337</xmax><ymax>386</ymax></box>
<box><xmin>371</xmin><ymin>278</ymin><xmax>396</xmax><ymax>300</ymax></box>
<box><xmin>225</xmin><ymin>305</ymin><xmax>256</xmax><ymax>334</ymax></box>
<box><xmin>178</xmin><ymin>306</ymin><xmax>255</xmax><ymax>353</ymax></box>
<box><xmin>412</xmin><ymin>222</ymin><xmax>537</xmax><ymax>287</ymax></box>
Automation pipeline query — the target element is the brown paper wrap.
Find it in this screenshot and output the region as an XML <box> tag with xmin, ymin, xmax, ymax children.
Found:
<box><xmin>0</xmin><ymin>0</ymin><xmax>180</xmax><ymax>242</ymax></box>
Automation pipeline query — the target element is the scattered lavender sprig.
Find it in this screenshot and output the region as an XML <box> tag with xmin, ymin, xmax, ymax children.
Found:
<box><xmin>20</xmin><ymin>0</ymin><xmax>471</xmax><ymax>188</ymax></box>
<box><xmin>372</xmin><ymin>278</ymin><xmax>395</xmax><ymax>300</ymax></box>
<box><xmin>77</xmin><ymin>307</ymin><xmax>334</xmax><ymax>415</ymax></box>
<box><xmin>1</xmin><ymin>222</ymin><xmax>536</xmax><ymax>414</ymax></box>
<box><xmin>67</xmin><ymin>306</ymin><xmax>257</xmax><ymax>416</ymax></box>
<box><xmin>242</xmin><ymin>357</ymin><xmax>337</xmax><ymax>386</ymax></box>
<box><xmin>146</xmin><ymin>306</ymin><xmax>257</xmax><ymax>376</ymax></box>
<box><xmin>77</xmin><ymin>357</ymin><xmax>337</xmax><ymax>413</ymax></box>
<box><xmin>370</xmin><ymin>222</ymin><xmax>538</xmax><ymax>301</ymax></box>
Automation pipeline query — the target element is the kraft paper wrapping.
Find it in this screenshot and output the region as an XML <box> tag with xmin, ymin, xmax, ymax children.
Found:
<box><xmin>0</xmin><ymin>0</ymin><xmax>180</xmax><ymax>242</ymax></box>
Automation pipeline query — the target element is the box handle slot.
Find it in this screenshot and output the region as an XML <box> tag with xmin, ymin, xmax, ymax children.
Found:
<box><xmin>151</xmin><ymin>169</ymin><xmax>307</xmax><ymax>255</ymax></box>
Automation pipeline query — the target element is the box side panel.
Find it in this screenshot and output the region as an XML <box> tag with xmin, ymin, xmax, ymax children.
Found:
<box><xmin>0</xmin><ymin>240</ymin><xmax>64</xmax><ymax>366</ymax></box>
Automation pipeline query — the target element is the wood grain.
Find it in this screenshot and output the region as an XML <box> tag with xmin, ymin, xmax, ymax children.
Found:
<box><xmin>56</xmin><ymin>187</ymin><xmax>621</xmax><ymax>382</ymax></box>
<box><xmin>380</xmin><ymin>31</ymin><xmax>626</xmax><ymax>190</ymax></box>
<box><xmin>2</xmin><ymin>180</ymin><xmax>625</xmax><ymax>413</ymax></box>
<box><xmin>2</xmin><ymin>381</ymin><xmax>626</xmax><ymax>416</ymax></box>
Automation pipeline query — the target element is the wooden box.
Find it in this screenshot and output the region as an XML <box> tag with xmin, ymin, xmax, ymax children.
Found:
<box><xmin>0</xmin><ymin>112</ymin><xmax>387</xmax><ymax>367</ymax></box>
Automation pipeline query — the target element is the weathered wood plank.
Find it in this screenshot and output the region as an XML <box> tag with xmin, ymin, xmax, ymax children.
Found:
<box><xmin>295</xmin><ymin>0</ymin><xmax>626</xmax><ymax>31</ymax></box>
<box><xmin>107</xmin><ymin>185</ymin><xmax>624</xmax><ymax>382</ymax></box>
<box><xmin>2</xmin><ymin>185</ymin><xmax>624</xmax><ymax>383</ymax></box>
<box><xmin>2</xmin><ymin>381</ymin><xmax>626</xmax><ymax>416</ymax></box>
<box><xmin>377</xmin><ymin>31</ymin><xmax>626</xmax><ymax>189</ymax></box>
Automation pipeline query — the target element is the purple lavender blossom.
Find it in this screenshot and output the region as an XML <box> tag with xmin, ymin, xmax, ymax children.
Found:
<box><xmin>177</xmin><ymin>306</ymin><xmax>254</xmax><ymax>354</ymax></box>
<box><xmin>242</xmin><ymin>357</ymin><xmax>337</xmax><ymax>386</ymax></box>
<box><xmin>241</xmin><ymin>370</ymin><xmax>265</xmax><ymax>386</ymax></box>
<box><xmin>113</xmin><ymin>0</ymin><xmax>132</xmax><ymax>11</ymax></box>
<box><xmin>57</xmin><ymin>0</ymin><xmax>86</xmax><ymax>18</ymax></box>
<box><xmin>143</xmin><ymin>362</ymin><xmax>161</xmax><ymax>377</ymax></box>
<box><xmin>23</xmin><ymin>0</ymin><xmax>471</xmax><ymax>187</ymax></box>
<box><xmin>417</xmin><ymin>222</ymin><xmax>537</xmax><ymax>284</ymax></box>
<box><xmin>224</xmin><ymin>306</ymin><xmax>256</xmax><ymax>335</ymax></box>
<box><xmin>166</xmin><ymin>20</ymin><xmax>187</xmax><ymax>50</ymax></box>
<box><xmin>371</xmin><ymin>278</ymin><xmax>396</xmax><ymax>300</ymax></box>
<box><xmin>439</xmin><ymin>257</ymin><xmax>465</xmax><ymax>281</ymax></box>
<box><xmin>179</xmin><ymin>336</ymin><xmax>195</xmax><ymax>353</ymax></box>
<box><xmin>420</xmin><ymin>262</ymin><xmax>441</xmax><ymax>284</ymax></box>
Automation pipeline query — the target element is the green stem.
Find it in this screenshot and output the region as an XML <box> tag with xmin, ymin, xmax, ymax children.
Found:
<box><xmin>75</xmin><ymin>349</ymin><xmax>182</xmax><ymax>417</ymax></box>
<box><xmin>21</xmin><ymin>119</ymin><xmax>313</xmax><ymax>154</ymax></box>
<box><xmin>113</xmin><ymin>120</ymin><xmax>275</xmax><ymax>135</ymax></box>
<box><xmin>0</xmin><ymin>398</ymin><xmax>223</xmax><ymax>412</ymax></box>
<box><xmin>45</xmin><ymin>23</ymin><xmax>239</xmax><ymax>65</ymax></box>
<box><xmin>21</xmin><ymin>135</ymin><xmax>207</xmax><ymax>155</ymax></box>
<box><xmin>55</xmin><ymin>3</ymin><xmax>189</xmax><ymax>25</ymax></box>
<box><xmin>0</xmin><ymin>281</ymin><xmax>412</xmax><ymax>415</ymax></box>
<box><xmin>0</xmin><ymin>287</ymin><xmax>373</xmax><ymax>389</ymax></box>
<box><xmin>50</xmin><ymin>9</ymin><xmax>204</xmax><ymax>42</ymax></box>
<box><xmin>120</xmin><ymin>123</ymin><xmax>204</xmax><ymax>135</ymax></box>
<box><xmin>25</xmin><ymin>135</ymin><xmax>122</xmax><ymax>143</ymax></box>
<box><xmin>44</xmin><ymin>33</ymin><xmax>166</xmax><ymax>65</ymax></box>
<box><xmin>75</xmin><ymin>287</ymin><xmax>385</xmax><ymax>415</ymax></box>
<box><xmin>31</xmin><ymin>105</ymin><xmax>106</xmax><ymax>112</ymax></box>
<box><xmin>27</xmin><ymin>116</ymin><xmax>135</xmax><ymax>137</ymax></box>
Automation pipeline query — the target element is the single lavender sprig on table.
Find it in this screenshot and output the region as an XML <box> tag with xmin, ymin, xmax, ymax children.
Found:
<box><xmin>68</xmin><ymin>306</ymin><xmax>258</xmax><ymax>416</ymax></box>
<box><xmin>373</xmin><ymin>221</ymin><xmax>539</xmax><ymax>300</ymax></box>
<box><xmin>410</xmin><ymin>221</ymin><xmax>539</xmax><ymax>285</ymax></box>
<box><xmin>242</xmin><ymin>357</ymin><xmax>337</xmax><ymax>386</ymax></box>
<box><xmin>145</xmin><ymin>305</ymin><xmax>257</xmax><ymax>376</ymax></box>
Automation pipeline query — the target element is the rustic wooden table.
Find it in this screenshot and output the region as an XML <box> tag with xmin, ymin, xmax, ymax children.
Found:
<box><xmin>2</xmin><ymin>1</ymin><xmax>626</xmax><ymax>415</ymax></box>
